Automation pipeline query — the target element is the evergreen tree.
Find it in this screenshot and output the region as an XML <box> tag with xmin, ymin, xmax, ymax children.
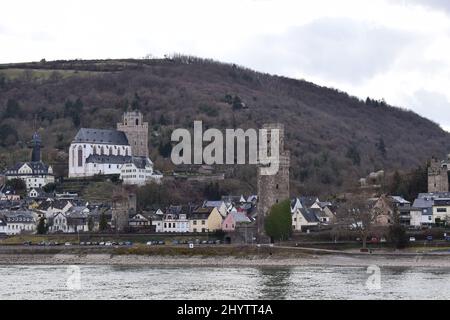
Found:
<box><xmin>99</xmin><ymin>212</ymin><xmax>108</xmax><ymax>231</ymax></box>
<box><xmin>87</xmin><ymin>217</ymin><xmax>94</xmax><ymax>232</ymax></box>
<box><xmin>37</xmin><ymin>217</ymin><xmax>47</xmax><ymax>235</ymax></box>
<box><xmin>264</xmin><ymin>199</ymin><xmax>292</xmax><ymax>242</ymax></box>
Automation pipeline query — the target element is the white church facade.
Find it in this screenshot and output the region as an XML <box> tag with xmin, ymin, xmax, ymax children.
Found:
<box><xmin>68</xmin><ymin>110</ymin><xmax>162</xmax><ymax>185</ymax></box>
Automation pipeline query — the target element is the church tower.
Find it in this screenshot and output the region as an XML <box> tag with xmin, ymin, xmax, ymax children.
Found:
<box><xmin>29</xmin><ymin>132</ymin><xmax>42</xmax><ymax>162</ymax></box>
<box><xmin>256</xmin><ymin>123</ymin><xmax>290</xmax><ymax>243</ymax></box>
<box><xmin>117</xmin><ymin>110</ymin><xmax>149</xmax><ymax>157</ymax></box>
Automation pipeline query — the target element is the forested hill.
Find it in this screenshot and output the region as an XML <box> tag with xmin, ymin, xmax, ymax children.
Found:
<box><xmin>0</xmin><ymin>56</ymin><xmax>449</xmax><ymax>195</ymax></box>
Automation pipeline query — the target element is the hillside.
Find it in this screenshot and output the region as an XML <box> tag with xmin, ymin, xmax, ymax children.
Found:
<box><xmin>0</xmin><ymin>56</ymin><xmax>449</xmax><ymax>196</ymax></box>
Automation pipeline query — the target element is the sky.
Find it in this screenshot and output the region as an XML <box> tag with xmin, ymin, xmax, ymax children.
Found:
<box><xmin>1</xmin><ymin>0</ymin><xmax>450</xmax><ymax>130</ymax></box>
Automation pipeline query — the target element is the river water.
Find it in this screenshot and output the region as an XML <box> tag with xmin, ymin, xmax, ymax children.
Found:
<box><xmin>0</xmin><ymin>265</ymin><xmax>449</xmax><ymax>299</ymax></box>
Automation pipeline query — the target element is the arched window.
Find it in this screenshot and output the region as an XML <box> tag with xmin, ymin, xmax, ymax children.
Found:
<box><xmin>77</xmin><ymin>146</ymin><xmax>83</xmax><ymax>167</ymax></box>
<box><xmin>136</xmin><ymin>119</ymin><xmax>139</xmax><ymax>125</ymax></box>
<box><xmin>72</xmin><ymin>147</ymin><xmax>75</xmax><ymax>167</ymax></box>
<box><xmin>109</xmin><ymin>147</ymin><xmax>113</xmax><ymax>155</ymax></box>
<box><xmin>93</xmin><ymin>145</ymin><xmax>97</xmax><ymax>155</ymax></box>
<box><xmin>118</xmin><ymin>148</ymin><xmax>121</xmax><ymax>156</ymax></box>
<box><xmin>101</xmin><ymin>146</ymin><xmax>105</xmax><ymax>155</ymax></box>
<box><xmin>125</xmin><ymin>148</ymin><xmax>129</xmax><ymax>156</ymax></box>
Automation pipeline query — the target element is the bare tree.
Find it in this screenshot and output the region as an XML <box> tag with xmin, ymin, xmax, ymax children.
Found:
<box><xmin>337</xmin><ymin>193</ymin><xmax>384</xmax><ymax>249</ymax></box>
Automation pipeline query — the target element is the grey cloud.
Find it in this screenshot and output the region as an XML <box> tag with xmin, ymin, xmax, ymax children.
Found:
<box><xmin>240</xmin><ymin>17</ymin><xmax>414</xmax><ymax>84</ymax></box>
<box><xmin>408</xmin><ymin>0</ymin><xmax>450</xmax><ymax>13</ymax></box>
<box><xmin>410</xmin><ymin>89</ymin><xmax>450</xmax><ymax>129</ymax></box>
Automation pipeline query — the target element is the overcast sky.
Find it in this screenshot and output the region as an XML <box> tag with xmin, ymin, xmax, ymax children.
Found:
<box><xmin>1</xmin><ymin>0</ymin><xmax>450</xmax><ymax>131</ymax></box>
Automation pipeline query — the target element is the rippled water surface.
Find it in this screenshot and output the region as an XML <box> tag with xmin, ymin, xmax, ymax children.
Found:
<box><xmin>1</xmin><ymin>265</ymin><xmax>450</xmax><ymax>299</ymax></box>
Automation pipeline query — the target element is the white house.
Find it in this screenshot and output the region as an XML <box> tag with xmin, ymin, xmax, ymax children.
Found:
<box><xmin>37</xmin><ymin>199</ymin><xmax>74</xmax><ymax>219</ymax></box>
<box><xmin>5</xmin><ymin>162</ymin><xmax>54</xmax><ymax>190</ymax></box>
<box><xmin>291</xmin><ymin>198</ymin><xmax>319</xmax><ymax>232</ymax></box>
<box><xmin>120</xmin><ymin>157</ymin><xmax>162</xmax><ymax>186</ymax></box>
<box><xmin>0</xmin><ymin>211</ymin><xmax>36</xmax><ymax>235</ymax></box>
<box><xmin>162</xmin><ymin>212</ymin><xmax>189</xmax><ymax>233</ymax></box>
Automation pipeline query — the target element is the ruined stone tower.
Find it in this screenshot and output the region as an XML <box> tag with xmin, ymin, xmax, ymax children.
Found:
<box><xmin>111</xmin><ymin>191</ymin><xmax>137</xmax><ymax>232</ymax></box>
<box><xmin>428</xmin><ymin>158</ymin><xmax>449</xmax><ymax>193</ymax></box>
<box><xmin>117</xmin><ymin>110</ymin><xmax>149</xmax><ymax>157</ymax></box>
<box><xmin>256</xmin><ymin>123</ymin><xmax>290</xmax><ymax>243</ymax></box>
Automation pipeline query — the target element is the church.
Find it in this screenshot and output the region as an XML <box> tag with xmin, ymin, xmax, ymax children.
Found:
<box><xmin>68</xmin><ymin>109</ymin><xmax>162</xmax><ymax>184</ymax></box>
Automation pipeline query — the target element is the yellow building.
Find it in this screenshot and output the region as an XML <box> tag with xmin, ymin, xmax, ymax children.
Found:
<box><xmin>189</xmin><ymin>207</ymin><xmax>223</xmax><ymax>232</ymax></box>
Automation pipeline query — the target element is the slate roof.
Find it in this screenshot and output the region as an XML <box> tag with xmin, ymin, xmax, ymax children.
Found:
<box><xmin>298</xmin><ymin>196</ymin><xmax>318</xmax><ymax>208</ymax></box>
<box><xmin>203</xmin><ymin>200</ymin><xmax>225</xmax><ymax>208</ymax></box>
<box><xmin>85</xmin><ymin>154</ymin><xmax>132</xmax><ymax>164</ymax></box>
<box><xmin>229</xmin><ymin>212</ymin><xmax>251</xmax><ymax>223</ymax></box>
<box><xmin>390</xmin><ymin>196</ymin><xmax>411</xmax><ymax>205</ymax></box>
<box><xmin>5</xmin><ymin>161</ymin><xmax>51</xmax><ymax>175</ymax></box>
<box><xmin>298</xmin><ymin>208</ymin><xmax>319</xmax><ymax>223</ymax></box>
<box><xmin>1</xmin><ymin>210</ymin><xmax>35</xmax><ymax>223</ymax></box>
<box><xmin>434</xmin><ymin>198</ymin><xmax>450</xmax><ymax>206</ymax></box>
<box><xmin>131</xmin><ymin>156</ymin><xmax>153</xmax><ymax>169</ymax></box>
<box><xmin>73</xmin><ymin>128</ymin><xmax>129</xmax><ymax>145</ymax></box>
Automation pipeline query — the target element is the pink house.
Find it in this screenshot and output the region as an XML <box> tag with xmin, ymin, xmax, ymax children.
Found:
<box><xmin>222</xmin><ymin>212</ymin><xmax>251</xmax><ymax>231</ymax></box>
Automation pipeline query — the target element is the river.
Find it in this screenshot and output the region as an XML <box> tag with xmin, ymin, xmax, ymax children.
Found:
<box><xmin>0</xmin><ymin>265</ymin><xmax>449</xmax><ymax>299</ymax></box>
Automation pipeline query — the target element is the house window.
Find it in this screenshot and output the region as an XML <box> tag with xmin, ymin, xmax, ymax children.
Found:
<box><xmin>437</xmin><ymin>208</ymin><xmax>447</xmax><ymax>213</ymax></box>
<box><xmin>276</xmin><ymin>184</ymin><xmax>279</xmax><ymax>189</ymax></box>
<box><xmin>201</xmin><ymin>220</ymin><xmax>205</xmax><ymax>225</ymax></box>
<box><xmin>193</xmin><ymin>221</ymin><xmax>197</xmax><ymax>225</ymax></box>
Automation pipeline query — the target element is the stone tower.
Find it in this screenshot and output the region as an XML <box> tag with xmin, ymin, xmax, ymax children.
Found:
<box><xmin>111</xmin><ymin>191</ymin><xmax>137</xmax><ymax>232</ymax></box>
<box><xmin>117</xmin><ymin>110</ymin><xmax>149</xmax><ymax>157</ymax></box>
<box><xmin>256</xmin><ymin>123</ymin><xmax>290</xmax><ymax>243</ymax></box>
<box><xmin>428</xmin><ymin>158</ymin><xmax>449</xmax><ymax>193</ymax></box>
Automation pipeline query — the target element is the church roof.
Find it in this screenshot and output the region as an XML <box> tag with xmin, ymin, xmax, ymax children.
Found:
<box><xmin>73</xmin><ymin>128</ymin><xmax>129</xmax><ymax>146</ymax></box>
<box><xmin>85</xmin><ymin>155</ymin><xmax>132</xmax><ymax>164</ymax></box>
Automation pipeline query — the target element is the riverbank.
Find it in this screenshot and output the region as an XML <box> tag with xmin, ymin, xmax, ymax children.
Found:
<box><xmin>2</xmin><ymin>252</ymin><xmax>450</xmax><ymax>268</ymax></box>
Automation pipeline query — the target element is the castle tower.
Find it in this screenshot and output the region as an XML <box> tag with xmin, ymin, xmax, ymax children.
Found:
<box><xmin>428</xmin><ymin>158</ymin><xmax>449</xmax><ymax>193</ymax></box>
<box><xmin>256</xmin><ymin>123</ymin><xmax>290</xmax><ymax>243</ymax></box>
<box><xmin>117</xmin><ymin>110</ymin><xmax>149</xmax><ymax>157</ymax></box>
<box><xmin>29</xmin><ymin>132</ymin><xmax>42</xmax><ymax>162</ymax></box>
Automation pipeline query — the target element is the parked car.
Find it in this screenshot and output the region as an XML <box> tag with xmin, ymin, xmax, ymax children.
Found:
<box><xmin>426</xmin><ymin>235</ymin><xmax>433</xmax><ymax>241</ymax></box>
<box><xmin>158</xmin><ymin>241</ymin><xmax>165</xmax><ymax>245</ymax></box>
<box><xmin>146</xmin><ymin>241</ymin><xmax>153</xmax><ymax>246</ymax></box>
<box><xmin>409</xmin><ymin>237</ymin><xmax>416</xmax><ymax>242</ymax></box>
<box><xmin>105</xmin><ymin>241</ymin><xmax>112</xmax><ymax>246</ymax></box>
<box><xmin>79</xmin><ymin>242</ymin><xmax>85</xmax><ymax>246</ymax></box>
<box><xmin>380</xmin><ymin>238</ymin><xmax>387</xmax><ymax>243</ymax></box>
<box><xmin>445</xmin><ymin>236</ymin><xmax>450</xmax><ymax>242</ymax></box>
<box><xmin>99</xmin><ymin>242</ymin><xmax>105</xmax><ymax>246</ymax></box>
<box><xmin>125</xmin><ymin>241</ymin><xmax>132</xmax><ymax>246</ymax></box>
<box><xmin>23</xmin><ymin>241</ymin><xmax>32</xmax><ymax>246</ymax></box>
<box><xmin>215</xmin><ymin>240</ymin><xmax>221</xmax><ymax>245</ymax></box>
<box><xmin>64</xmin><ymin>242</ymin><xmax>72</xmax><ymax>246</ymax></box>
